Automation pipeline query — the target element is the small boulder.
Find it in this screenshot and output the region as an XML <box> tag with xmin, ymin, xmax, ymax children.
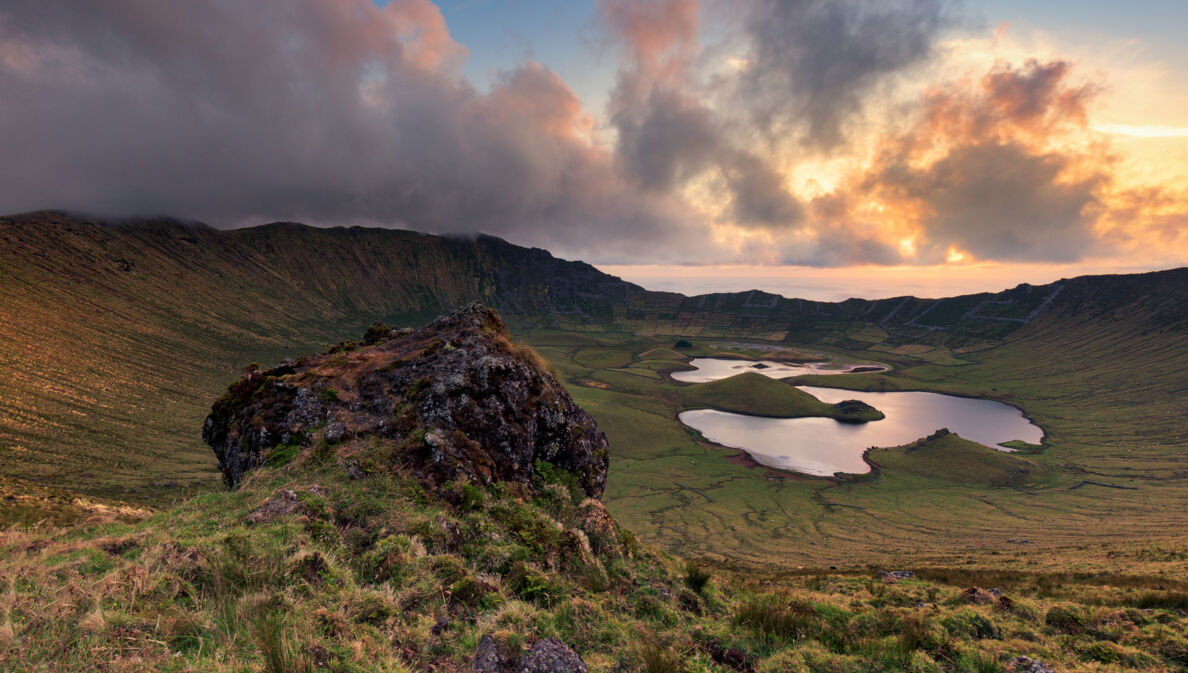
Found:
<box><xmin>700</xmin><ymin>637</ymin><xmax>754</xmax><ymax>672</ymax></box>
<box><xmin>323</xmin><ymin>421</ymin><xmax>348</xmax><ymax>444</ymax></box>
<box><xmin>878</xmin><ymin>570</ymin><xmax>915</xmax><ymax>582</ymax></box>
<box><xmin>245</xmin><ymin>489</ymin><xmax>301</xmax><ymax>525</ymax></box>
<box><xmin>472</xmin><ymin>635</ymin><xmax>504</xmax><ymax>673</ymax></box>
<box><xmin>1007</xmin><ymin>656</ymin><xmax>1055</xmax><ymax>673</ymax></box>
<box><xmin>245</xmin><ymin>486</ymin><xmax>322</xmax><ymax>524</ymax></box>
<box><xmin>575</xmin><ymin>499</ymin><xmax>620</xmax><ymax>557</ymax></box>
<box><xmin>515</xmin><ymin>638</ymin><xmax>586</xmax><ymax>673</ymax></box>
<box><xmin>961</xmin><ymin>586</ymin><xmax>996</xmax><ymax>604</ymax></box>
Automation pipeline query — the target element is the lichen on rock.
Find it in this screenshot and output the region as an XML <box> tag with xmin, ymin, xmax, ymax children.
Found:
<box><xmin>203</xmin><ymin>303</ymin><xmax>609</xmax><ymax>496</ymax></box>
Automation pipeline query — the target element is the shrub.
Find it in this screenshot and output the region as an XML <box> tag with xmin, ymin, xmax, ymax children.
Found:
<box><xmin>342</xmin><ymin>527</ymin><xmax>374</xmax><ymax>556</ymax></box>
<box><xmin>363</xmin><ymin>321</ymin><xmax>390</xmax><ymax>345</ymax></box>
<box><xmin>735</xmin><ymin>595</ymin><xmax>817</xmax><ymax>643</ymax></box>
<box><xmin>683</xmin><ymin>560</ymin><xmax>711</xmax><ymax>595</ymax></box>
<box><xmin>489</xmin><ymin>503</ymin><xmax>563</xmax><ymax>558</ymax></box>
<box><xmin>1044</xmin><ymin>605</ymin><xmax>1085</xmax><ymax>634</ymax></box>
<box><xmin>953</xmin><ymin>650</ymin><xmax>1004</xmax><ymax>673</ymax></box>
<box><xmin>359</xmin><ymin>535</ymin><xmax>410</xmax><ymax>583</ymax></box>
<box><xmin>940</xmin><ymin>609</ymin><xmax>1001</xmax><ymax>640</ymax></box>
<box><xmin>576</xmin><ymin>560</ymin><xmax>611</xmax><ymax>594</ymax></box>
<box><xmin>507</xmin><ymin>562</ymin><xmax>565</xmax><ymax>607</ymax></box>
<box><xmin>460</xmin><ymin>483</ymin><xmax>485</xmax><ymax>511</ymax></box>
<box><xmin>532</xmin><ymin>461</ymin><xmax>583</xmax><ymax>505</ymax></box>
<box><xmin>1135</xmin><ymin>591</ymin><xmax>1188</xmax><ymax>611</ymax></box>
<box><xmin>252</xmin><ymin>605</ymin><xmax>312</xmax><ymax>673</ymax></box>
<box><xmin>333</xmin><ymin>492</ymin><xmax>385</xmax><ymax>528</ymax></box>
<box><xmin>637</xmin><ymin>640</ymin><xmax>687</xmax><ymax>673</ymax></box>
<box><xmin>1076</xmin><ymin>640</ymin><xmax>1120</xmax><ymax>664</ymax></box>
<box><xmin>404</xmin><ymin>377</ymin><xmax>431</xmax><ymax>400</ymax></box>
<box><xmin>430</xmin><ymin>554</ymin><xmax>468</xmax><ymax>585</ymax></box>
<box><xmin>264</xmin><ymin>441</ymin><xmax>302</xmax><ymax>468</ymax></box>
<box><xmin>450</xmin><ymin>576</ymin><xmax>491</xmax><ymax>607</ymax></box>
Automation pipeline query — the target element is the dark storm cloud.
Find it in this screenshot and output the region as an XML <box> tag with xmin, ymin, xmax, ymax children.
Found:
<box><xmin>602</xmin><ymin>0</ymin><xmax>805</xmax><ymax>230</ymax></box>
<box><xmin>0</xmin><ymin>0</ymin><xmax>707</xmax><ymax>263</ymax></box>
<box><xmin>610</xmin><ymin>83</ymin><xmax>720</xmax><ymax>192</ymax></box>
<box><xmin>720</xmin><ymin>153</ymin><xmax>803</xmax><ymax>228</ymax></box>
<box><xmin>777</xmin><ymin>192</ymin><xmax>903</xmax><ymax>267</ymax></box>
<box><xmin>738</xmin><ymin>0</ymin><xmax>947</xmax><ymax>150</ymax></box>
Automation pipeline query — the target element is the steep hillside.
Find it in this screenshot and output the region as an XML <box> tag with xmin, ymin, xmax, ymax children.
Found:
<box><xmin>4</xmin><ymin>315</ymin><xmax>1185</xmax><ymax>673</ymax></box>
<box><xmin>8</xmin><ymin>437</ymin><xmax>1188</xmax><ymax>673</ymax></box>
<box><xmin>1</xmin><ymin>209</ymin><xmax>1185</xmax><ymax>546</ymax></box>
<box><xmin>0</xmin><ymin>212</ymin><xmax>639</xmax><ymax>500</ymax></box>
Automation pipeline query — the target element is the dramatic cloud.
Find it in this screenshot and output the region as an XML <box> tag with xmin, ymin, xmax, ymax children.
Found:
<box><xmin>0</xmin><ymin>0</ymin><xmax>706</xmax><ymax>262</ymax></box>
<box><xmin>832</xmin><ymin>59</ymin><xmax>1111</xmax><ymax>263</ymax></box>
<box><xmin>1096</xmin><ymin>185</ymin><xmax>1188</xmax><ymax>257</ymax></box>
<box><xmin>0</xmin><ymin>0</ymin><xmax>1183</xmax><ymax>268</ymax></box>
<box><xmin>738</xmin><ymin>0</ymin><xmax>948</xmax><ymax>149</ymax></box>
<box><xmin>602</xmin><ymin>0</ymin><xmax>804</xmax><ymax>230</ymax></box>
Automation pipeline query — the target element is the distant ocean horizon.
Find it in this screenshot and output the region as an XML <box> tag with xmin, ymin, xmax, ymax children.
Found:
<box><xmin>596</xmin><ymin>261</ymin><xmax>1177</xmax><ymax>302</ymax></box>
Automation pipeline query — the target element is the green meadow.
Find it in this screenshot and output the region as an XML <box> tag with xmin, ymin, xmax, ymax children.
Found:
<box><xmin>521</xmin><ymin>313</ymin><xmax>1188</xmax><ymax>575</ymax></box>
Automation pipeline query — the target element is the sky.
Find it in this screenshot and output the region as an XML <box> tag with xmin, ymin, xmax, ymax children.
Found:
<box><xmin>0</xmin><ymin>1</ymin><xmax>1185</xmax><ymax>300</ymax></box>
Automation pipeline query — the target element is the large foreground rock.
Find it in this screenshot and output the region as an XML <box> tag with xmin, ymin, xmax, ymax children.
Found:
<box><xmin>203</xmin><ymin>304</ymin><xmax>609</xmax><ymax>496</ymax></box>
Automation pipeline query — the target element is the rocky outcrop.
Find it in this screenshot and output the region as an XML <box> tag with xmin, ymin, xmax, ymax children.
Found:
<box><xmin>203</xmin><ymin>304</ymin><xmax>609</xmax><ymax>496</ymax></box>
<box><xmin>878</xmin><ymin>570</ymin><xmax>915</xmax><ymax>582</ymax></box>
<box><xmin>471</xmin><ymin>635</ymin><xmax>505</xmax><ymax>673</ymax></box>
<box><xmin>515</xmin><ymin>639</ymin><xmax>587</xmax><ymax>673</ymax></box>
<box><xmin>1008</xmin><ymin>657</ymin><xmax>1055</xmax><ymax>673</ymax></box>
<box><xmin>470</xmin><ymin>637</ymin><xmax>587</xmax><ymax>673</ymax></box>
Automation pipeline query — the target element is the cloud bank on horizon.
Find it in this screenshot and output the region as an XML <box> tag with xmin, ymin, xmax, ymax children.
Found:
<box><xmin>0</xmin><ymin>0</ymin><xmax>1184</xmax><ymax>268</ymax></box>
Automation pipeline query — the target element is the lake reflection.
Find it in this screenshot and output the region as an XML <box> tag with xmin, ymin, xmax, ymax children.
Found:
<box><xmin>671</xmin><ymin>357</ymin><xmax>886</xmax><ymax>383</ymax></box>
<box><xmin>679</xmin><ymin>386</ymin><xmax>1043</xmax><ymax>476</ymax></box>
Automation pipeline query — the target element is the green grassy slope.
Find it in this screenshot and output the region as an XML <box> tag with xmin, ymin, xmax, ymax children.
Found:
<box><xmin>866</xmin><ymin>430</ymin><xmax>1046</xmax><ymax>488</ymax></box>
<box><xmin>2</xmin><ymin>211</ymin><xmax>1186</xmax><ymax>573</ymax></box>
<box><xmin>524</xmin><ymin>318</ymin><xmax>1188</xmax><ymax>572</ymax></box>
<box><xmin>4</xmin><ymin>453</ymin><xmax>1187</xmax><ymax>673</ymax></box>
<box><xmin>0</xmin><ymin>212</ymin><xmax>643</xmax><ymax>501</ymax></box>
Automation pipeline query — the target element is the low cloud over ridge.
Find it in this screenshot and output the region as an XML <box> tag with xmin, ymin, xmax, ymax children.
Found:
<box><xmin>0</xmin><ymin>0</ymin><xmax>705</xmax><ymax>262</ymax></box>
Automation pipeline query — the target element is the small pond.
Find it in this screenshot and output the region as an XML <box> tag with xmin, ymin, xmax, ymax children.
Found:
<box><xmin>679</xmin><ymin>386</ymin><xmax>1043</xmax><ymax>477</ymax></box>
<box><xmin>671</xmin><ymin>357</ymin><xmax>887</xmax><ymax>383</ymax></box>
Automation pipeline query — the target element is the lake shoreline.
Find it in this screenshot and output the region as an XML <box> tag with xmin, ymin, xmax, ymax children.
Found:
<box><xmin>680</xmin><ymin>386</ymin><xmax>1043</xmax><ymax>478</ymax></box>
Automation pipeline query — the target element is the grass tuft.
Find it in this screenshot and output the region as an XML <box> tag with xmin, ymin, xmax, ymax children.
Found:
<box><xmin>683</xmin><ymin>560</ymin><xmax>711</xmax><ymax>595</ymax></box>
